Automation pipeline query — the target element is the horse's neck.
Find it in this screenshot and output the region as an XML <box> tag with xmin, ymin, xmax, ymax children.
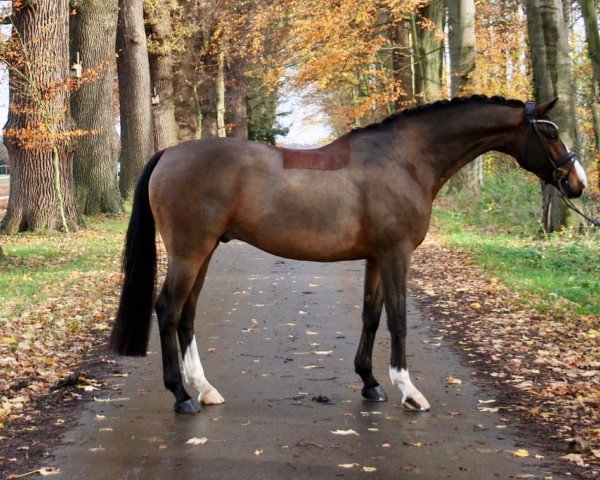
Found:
<box><xmin>410</xmin><ymin>106</ymin><xmax>523</xmax><ymax>195</ymax></box>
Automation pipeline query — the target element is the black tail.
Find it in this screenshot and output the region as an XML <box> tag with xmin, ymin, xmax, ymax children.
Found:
<box><xmin>109</xmin><ymin>150</ymin><xmax>164</xmax><ymax>356</ymax></box>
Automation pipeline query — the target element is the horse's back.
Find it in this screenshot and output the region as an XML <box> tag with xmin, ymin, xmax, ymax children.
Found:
<box><xmin>148</xmin><ymin>138</ymin><xmax>368</xmax><ymax>261</ymax></box>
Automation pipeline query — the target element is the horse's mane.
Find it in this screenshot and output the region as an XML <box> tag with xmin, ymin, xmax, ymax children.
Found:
<box><xmin>350</xmin><ymin>95</ymin><xmax>525</xmax><ymax>134</ymax></box>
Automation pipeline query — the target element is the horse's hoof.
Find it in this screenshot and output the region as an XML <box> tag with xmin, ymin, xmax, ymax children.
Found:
<box><xmin>201</xmin><ymin>389</ymin><xmax>225</xmax><ymax>405</ymax></box>
<box><xmin>362</xmin><ymin>385</ymin><xmax>388</xmax><ymax>402</ymax></box>
<box><xmin>174</xmin><ymin>398</ymin><xmax>201</xmax><ymax>414</ymax></box>
<box><xmin>401</xmin><ymin>392</ymin><xmax>430</xmax><ymax>412</ymax></box>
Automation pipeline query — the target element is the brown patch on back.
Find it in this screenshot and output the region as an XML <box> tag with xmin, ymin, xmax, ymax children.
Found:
<box><xmin>283</xmin><ymin>137</ymin><xmax>350</xmax><ymax>170</ymax></box>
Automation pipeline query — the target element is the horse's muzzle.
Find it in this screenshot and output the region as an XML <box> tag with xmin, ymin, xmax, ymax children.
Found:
<box><xmin>559</xmin><ymin>177</ymin><xmax>584</xmax><ymax>199</ymax></box>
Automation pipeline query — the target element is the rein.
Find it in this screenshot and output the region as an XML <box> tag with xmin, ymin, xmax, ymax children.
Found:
<box><xmin>525</xmin><ymin>101</ymin><xmax>600</xmax><ymax>228</ymax></box>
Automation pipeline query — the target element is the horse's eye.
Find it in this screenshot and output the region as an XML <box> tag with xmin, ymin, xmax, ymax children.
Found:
<box><xmin>547</xmin><ymin>132</ymin><xmax>558</xmax><ymax>141</ymax></box>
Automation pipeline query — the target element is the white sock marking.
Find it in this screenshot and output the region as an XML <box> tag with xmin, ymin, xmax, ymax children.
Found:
<box><xmin>389</xmin><ymin>367</ymin><xmax>418</xmax><ymax>399</ymax></box>
<box><xmin>389</xmin><ymin>366</ymin><xmax>431</xmax><ymax>410</ymax></box>
<box><xmin>573</xmin><ymin>159</ymin><xmax>588</xmax><ymax>188</ymax></box>
<box><xmin>183</xmin><ymin>336</ymin><xmax>216</xmax><ymax>397</ymax></box>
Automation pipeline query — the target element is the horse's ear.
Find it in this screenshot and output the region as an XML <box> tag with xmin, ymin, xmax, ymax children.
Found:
<box><xmin>536</xmin><ymin>98</ymin><xmax>559</xmax><ymax>115</ymax></box>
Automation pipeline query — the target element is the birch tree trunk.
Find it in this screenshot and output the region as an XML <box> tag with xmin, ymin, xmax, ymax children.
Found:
<box><xmin>1</xmin><ymin>0</ymin><xmax>78</xmax><ymax>233</ymax></box>
<box><xmin>579</xmin><ymin>0</ymin><xmax>600</xmax><ymax>188</ymax></box>
<box><xmin>448</xmin><ymin>0</ymin><xmax>482</xmax><ymax>195</ymax></box>
<box><xmin>525</xmin><ymin>0</ymin><xmax>578</xmax><ymax>232</ymax></box>
<box><xmin>70</xmin><ymin>0</ymin><xmax>122</xmax><ymax>215</ymax></box>
<box><xmin>117</xmin><ymin>0</ymin><xmax>154</xmax><ymax>201</ymax></box>
<box><xmin>216</xmin><ymin>50</ymin><xmax>226</xmax><ymax>138</ymax></box>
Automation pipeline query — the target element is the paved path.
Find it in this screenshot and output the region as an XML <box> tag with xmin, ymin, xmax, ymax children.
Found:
<box><xmin>48</xmin><ymin>241</ymin><xmax>562</xmax><ymax>479</ymax></box>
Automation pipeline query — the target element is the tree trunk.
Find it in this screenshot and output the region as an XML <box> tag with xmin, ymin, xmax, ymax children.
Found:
<box><xmin>173</xmin><ymin>47</ymin><xmax>200</xmax><ymax>141</ymax></box>
<box><xmin>525</xmin><ymin>0</ymin><xmax>578</xmax><ymax>232</ymax></box>
<box><xmin>216</xmin><ymin>50</ymin><xmax>226</xmax><ymax>138</ymax></box>
<box><xmin>226</xmin><ymin>57</ymin><xmax>249</xmax><ymax>138</ymax></box>
<box><xmin>116</xmin><ymin>0</ymin><xmax>154</xmax><ymax>201</ymax></box>
<box><xmin>145</xmin><ymin>3</ymin><xmax>178</xmax><ymax>150</ymax></box>
<box><xmin>1</xmin><ymin>0</ymin><xmax>78</xmax><ymax>233</ymax></box>
<box><xmin>70</xmin><ymin>0</ymin><xmax>122</xmax><ymax>216</ymax></box>
<box><xmin>448</xmin><ymin>0</ymin><xmax>482</xmax><ymax>195</ymax></box>
<box><xmin>579</xmin><ymin>0</ymin><xmax>600</xmax><ymax>188</ymax></box>
<box><xmin>197</xmin><ymin>54</ymin><xmax>219</xmax><ymax>139</ymax></box>
<box><xmin>412</xmin><ymin>2</ymin><xmax>445</xmax><ymax>104</ymax></box>
<box><xmin>388</xmin><ymin>20</ymin><xmax>413</xmax><ymax>109</ymax></box>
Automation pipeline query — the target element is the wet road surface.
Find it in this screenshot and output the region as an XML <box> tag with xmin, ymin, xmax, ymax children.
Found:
<box><xmin>49</xmin><ymin>241</ymin><xmax>562</xmax><ymax>479</ymax></box>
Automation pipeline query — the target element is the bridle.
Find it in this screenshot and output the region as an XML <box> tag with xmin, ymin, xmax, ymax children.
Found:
<box><xmin>524</xmin><ymin>101</ymin><xmax>600</xmax><ymax>228</ymax></box>
<box><xmin>524</xmin><ymin>101</ymin><xmax>580</xmax><ymax>182</ymax></box>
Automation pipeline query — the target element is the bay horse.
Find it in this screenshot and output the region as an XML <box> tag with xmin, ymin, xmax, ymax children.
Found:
<box><xmin>109</xmin><ymin>95</ymin><xmax>587</xmax><ymax>414</ymax></box>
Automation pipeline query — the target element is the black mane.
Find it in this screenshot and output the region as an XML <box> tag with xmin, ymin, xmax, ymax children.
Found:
<box><xmin>350</xmin><ymin>95</ymin><xmax>525</xmax><ymax>134</ymax></box>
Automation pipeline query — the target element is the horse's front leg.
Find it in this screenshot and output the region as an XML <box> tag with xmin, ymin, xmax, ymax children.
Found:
<box><xmin>378</xmin><ymin>248</ymin><xmax>430</xmax><ymax>412</ymax></box>
<box><xmin>354</xmin><ymin>259</ymin><xmax>387</xmax><ymax>401</ymax></box>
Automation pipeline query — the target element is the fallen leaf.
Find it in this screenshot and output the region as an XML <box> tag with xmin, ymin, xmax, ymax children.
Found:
<box><xmin>338</xmin><ymin>463</ymin><xmax>358</xmax><ymax>469</ymax></box>
<box><xmin>446</xmin><ymin>376</ymin><xmax>462</xmax><ymax>385</ymax></box>
<box><xmin>560</xmin><ymin>453</ymin><xmax>588</xmax><ymax>467</ymax></box>
<box><xmin>478</xmin><ymin>407</ymin><xmax>499</xmax><ymax>412</ymax></box>
<box><xmin>306</xmin><ymin>331</ymin><xmax>318</xmax><ymax>335</ymax></box>
<box><xmin>93</xmin><ymin>396</ymin><xmax>129</xmax><ymax>403</ymax></box>
<box><xmin>362</xmin><ymin>466</ymin><xmax>377</xmax><ymax>472</ymax></box>
<box><xmin>39</xmin><ymin>467</ymin><xmax>61</xmax><ymax>476</ymax></box>
<box><xmin>513</xmin><ymin>449</ymin><xmax>529</xmax><ymax>458</ymax></box>
<box><xmin>185</xmin><ymin>437</ymin><xmax>208</xmax><ymax>445</ymax></box>
<box><xmin>331</xmin><ymin>429</ymin><xmax>359</xmax><ymax>436</ymax></box>
<box><xmin>254</xmin><ymin>449</ymin><xmax>264</xmax><ymax>456</ymax></box>
<box><xmin>478</xmin><ymin>399</ymin><xmax>496</xmax><ymax>404</ymax></box>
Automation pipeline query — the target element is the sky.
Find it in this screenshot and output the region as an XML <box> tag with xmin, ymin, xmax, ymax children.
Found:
<box><xmin>276</xmin><ymin>92</ymin><xmax>332</xmax><ymax>147</ymax></box>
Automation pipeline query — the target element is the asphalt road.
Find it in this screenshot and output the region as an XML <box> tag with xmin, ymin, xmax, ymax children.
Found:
<box><xmin>48</xmin><ymin>241</ymin><xmax>562</xmax><ymax>479</ymax></box>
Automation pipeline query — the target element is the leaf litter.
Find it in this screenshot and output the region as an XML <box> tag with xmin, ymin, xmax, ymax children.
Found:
<box><xmin>411</xmin><ymin>232</ymin><xmax>600</xmax><ymax>472</ymax></box>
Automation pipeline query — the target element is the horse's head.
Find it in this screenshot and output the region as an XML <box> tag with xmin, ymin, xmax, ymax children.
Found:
<box><xmin>515</xmin><ymin>98</ymin><xmax>587</xmax><ymax>198</ymax></box>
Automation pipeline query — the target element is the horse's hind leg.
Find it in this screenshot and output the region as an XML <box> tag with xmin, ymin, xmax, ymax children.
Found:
<box><xmin>354</xmin><ymin>260</ymin><xmax>387</xmax><ymax>401</ymax></box>
<box><xmin>155</xmin><ymin>255</ymin><xmax>204</xmax><ymax>414</ymax></box>
<box><xmin>177</xmin><ymin>251</ymin><xmax>225</xmax><ymax>406</ymax></box>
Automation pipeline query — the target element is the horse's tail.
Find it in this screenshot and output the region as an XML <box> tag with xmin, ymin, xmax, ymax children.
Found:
<box><xmin>108</xmin><ymin>150</ymin><xmax>165</xmax><ymax>356</ymax></box>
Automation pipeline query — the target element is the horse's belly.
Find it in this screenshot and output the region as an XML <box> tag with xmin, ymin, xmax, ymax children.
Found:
<box><xmin>227</xmin><ymin>222</ymin><xmax>367</xmax><ymax>262</ymax></box>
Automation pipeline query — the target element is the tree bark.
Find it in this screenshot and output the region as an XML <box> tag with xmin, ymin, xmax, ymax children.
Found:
<box><xmin>412</xmin><ymin>1</ymin><xmax>445</xmax><ymax>104</ymax></box>
<box><xmin>226</xmin><ymin>57</ymin><xmax>249</xmax><ymax>138</ymax></box>
<box><xmin>525</xmin><ymin>0</ymin><xmax>578</xmax><ymax>232</ymax></box>
<box><xmin>1</xmin><ymin>0</ymin><xmax>78</xmax><ymax>233</ymax></box>
<box><xmin>216</xmin><ymin>50</ymin><xmax>226</xmax><ymax>138</ymax></box>
<box><xmin>448</xmin><ymin>0</ymin><xmax>482</xmax><ymax>195</ymax></box>
<box><xmin>116</xmin><ymin>0</ymin><xmax>154</xmax><ymax>201</ymax></box>
<box><xmin>145</xmin><ymin>3</ymin><xmax>178</xmax><ymax>150</ymax></box>
<box><xmin>70</xmin><ymin>0</ymin><xmax>122</xmax><ymax>216</ymax></box>
<box><xmin>388</xmin><ymin>20</ymin><xmax>413</xmax><ymax>109</ymax></box>
<box><xmin>579</xmin><ymin>0</ymin><xmax>600</xmax><ymax>188</ymax></box>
